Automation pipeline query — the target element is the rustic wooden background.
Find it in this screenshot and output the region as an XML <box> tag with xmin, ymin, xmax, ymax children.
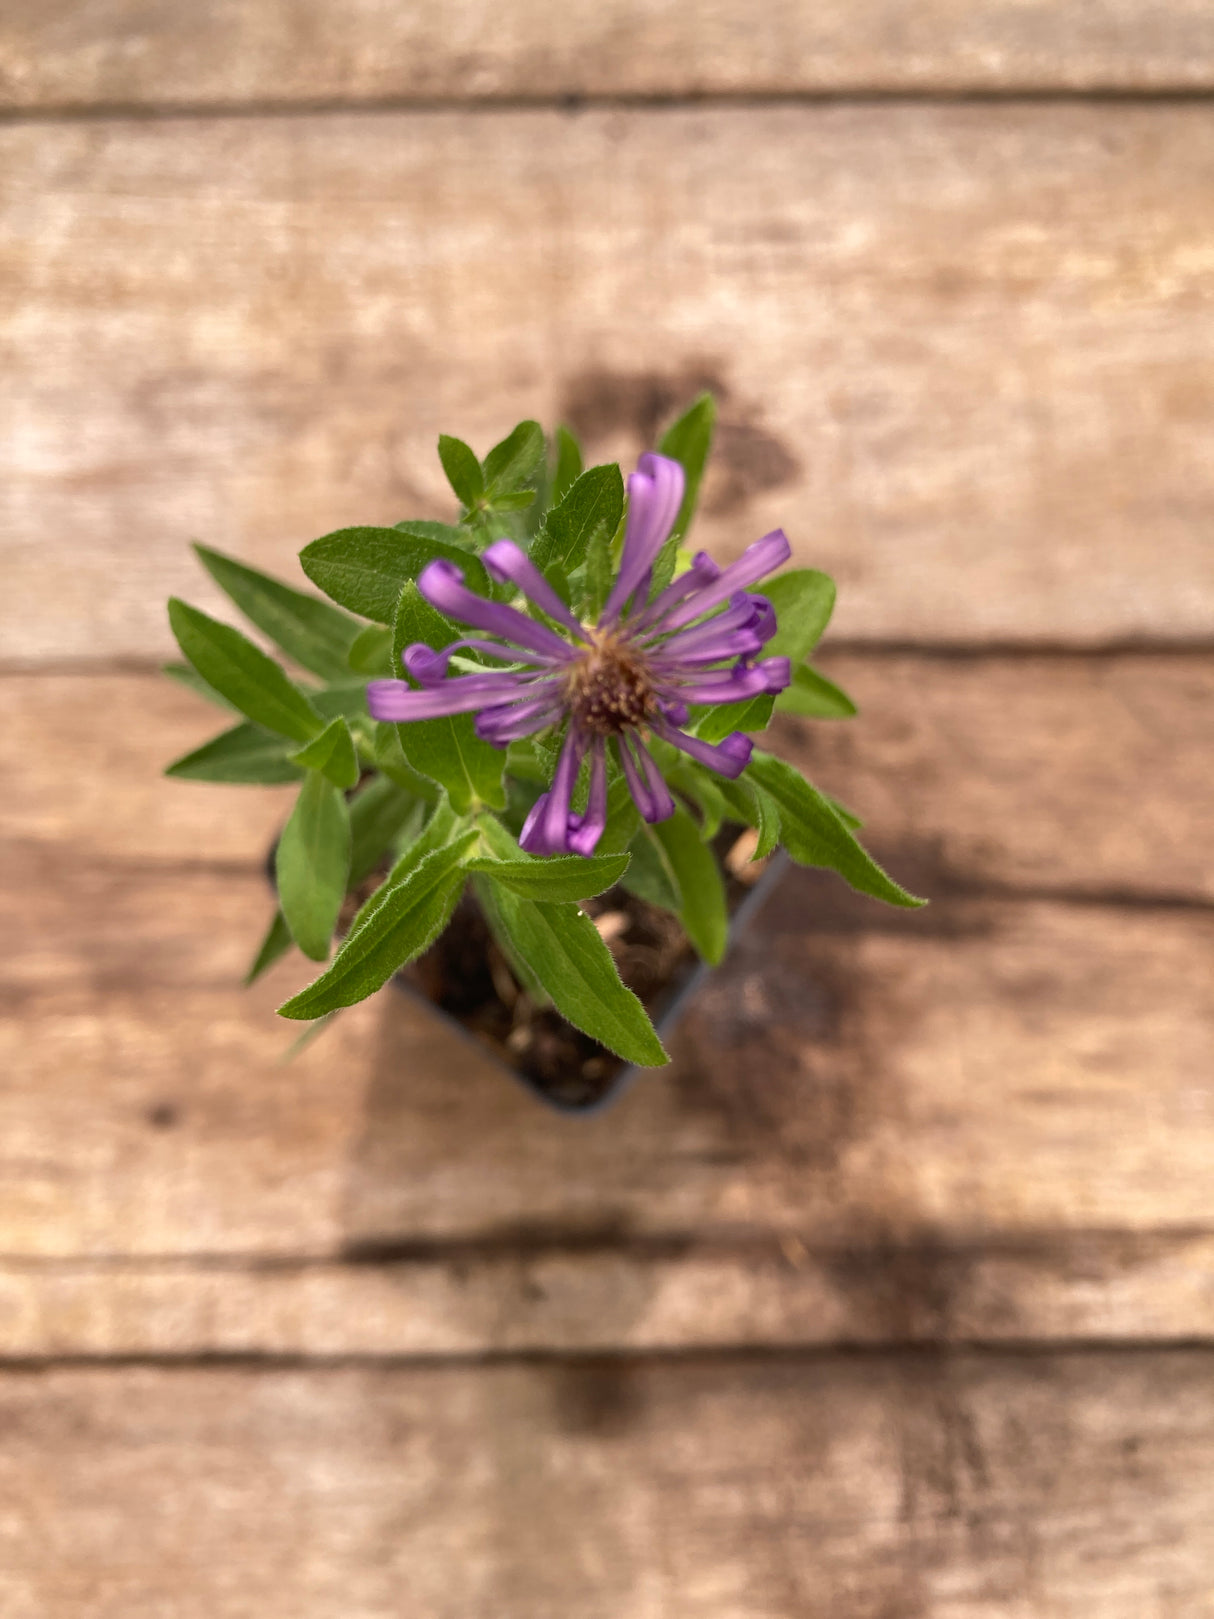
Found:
<box><xmin>3</xmin><ymin>4</ymin><xmax>1214</xmax><ymax>1614</ymax></box>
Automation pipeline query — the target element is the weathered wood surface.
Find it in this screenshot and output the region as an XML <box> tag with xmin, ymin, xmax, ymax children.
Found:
<box><xmin>6</xmin><ymin>0</ymin><xmax>1214</xmax><ymax>109</ymax></box>
<box><xmin>4</xmin><ymin>664</ymin><xmax>1212</xmax><ymax>1313</ymax></box>
<box><xmin>6</xmin><ymin>105</ymin><xmax>1214</xmax><ymax>661</ymax></box>
<box><xmin>2</xmin><ymin>1353</ymin><xmax>1212</xmax><ymax>1617</ymax></box>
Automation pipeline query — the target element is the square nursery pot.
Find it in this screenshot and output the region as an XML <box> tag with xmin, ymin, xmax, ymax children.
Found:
<box><xmin>271</xmin><ymin>835</ymin><xmax>790</xmax><ymax>1115</ymax></box>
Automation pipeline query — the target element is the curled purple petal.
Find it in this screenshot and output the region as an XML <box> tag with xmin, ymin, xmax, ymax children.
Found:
<box><xmin>650</xmin><ymin>627</ymin><xmax>765</xmax><ymax>667</ymax></box>
<box><xmin>567</xmin><ymin>741</ymin><xmax>609</xmax><ymax>856</ymax></box>
<box><xmin>629</xmin><ymin>551</ymin><xmax>722</xmax><ymax>633</ymax></box>
<box><xmin>367</xmin><ymin>673</ymin><xmax>529</xmax><ymax>722</ymax></box>
<box><xmin>519</xmin><ymin>728</ymin><xmax>586</xmax><ymax>854</ymax></box>
<box><xmin>756</xmin><ymin>655</ymin><xmax>791</xmax><ymax>693</ymax></box>
<box><xmin>618</xmin><ymin>733</ymin><xmax>675</xmax><ymax>823</ymax></box>
<box><xmin>482</xmin><ymin>539</ymin><xmax>586</xmax><ymax>636</ymax></box>
<box><xmin>418</xmin><ymin>559</ymin><xmax>575</xmax><ymax>662</ymax></box>
<box><xmin>644</xmin><ymin>591</ymin><xmax>761</xmax><ymax>655</ymax></box>
<box><xmin>657</xmin><ymin>721</ymin><xmax>753</xmax><ymax>780</ymax></box>
<box><xmin>660</xmin><ymin>529</ymin><xmax>792</xmax><ymax>631</ymax></box>
<box><xmin>659</xmin><ymin>660</ymin><xmax>783</xmax><ymax>704</ymax></box>
<box><xmin>403</xmin><ymin>637</ymin><xmax>541</xmax><ymax>686</ymax></box>
<box><xmin>750</xmin><ymin>594</ymin><xmax>777</xmax><ymax>645</ymax></box>
<box><xmin>600</xmin><ymin>453</ymin><xmax>685</xmax><ymax>624</ymax></box>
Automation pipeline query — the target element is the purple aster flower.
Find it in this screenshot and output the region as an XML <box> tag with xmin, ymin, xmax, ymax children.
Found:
<box><xmin>367</xmin><ymin>453</ymin><xmax>792</xmax><ymax>855</ymax></box>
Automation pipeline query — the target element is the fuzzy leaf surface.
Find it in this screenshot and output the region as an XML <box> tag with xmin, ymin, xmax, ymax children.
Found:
<box><xmin>275</xmin><ymin>771</ymin><xmax>352</xmax><ymax>960</ymax></box>
<box><xmin>300</xmin><ymin>527</ymin><xmax>490</xmax><ymax>624</ymax></box>
<box><xmin>466</xmin><ymin>852</ymin><xmax>630</xmax><ymax>902</ymax></box>
<box><xmin>165</xmin><ymin>721</ymin><xmax>303</xmax><ymax>784</ymax></box>
<box><xmin>652</xmin><ymin>804</ymin><xmax>729</xmax><ymax>964</ymax></box>
<box><xmin>193</xmin><ymin>545</ymin><xmax>362</xmax><ymax>681</ymax></box>
<box><xmin>168</xmin><ymin>599</ymin><xmax>323</xmax><ymax>744</ymax></box>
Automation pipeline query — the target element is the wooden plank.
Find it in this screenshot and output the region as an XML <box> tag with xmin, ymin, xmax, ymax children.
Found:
<box><xmin>1</xmin><ymin>1353</ymin><xmax>1211</xmax><ymax>1616</ymax></box>
<box><xmin>3</xmin><ymin>852</ymin><xmax>1212</xmax><ymax>1259</ymax></box>
<box><xmin>4</xmin><ymin>1229</ymin><xmax>1214</xmax><ymax>1357</ymax></box>
<box><xmin>5</xmin><ymin>655</ymin><xmax>1209</xmax><ymax>902</ymax></box>
<box><xmin>6</xmin><ymin>1</ymin><xmax>1214</xmax><ymax>109</ymax></box>
<box><xmin>5</xmin><ymin>106</ymin><xmax>1214</xmax><ymax>660</ymax></box>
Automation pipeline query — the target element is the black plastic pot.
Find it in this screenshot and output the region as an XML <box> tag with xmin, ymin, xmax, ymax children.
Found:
<box><xmin>267</xmin><ymin>839</ymin><xmax>788</xmax><ymax>1116</ymax></box>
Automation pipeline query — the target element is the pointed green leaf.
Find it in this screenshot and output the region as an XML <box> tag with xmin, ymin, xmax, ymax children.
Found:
<box><xmin>347</xmin><ymin>797</ymin><xmax>466</xmax><ymax>934</ymax></box>
<box><xmin>696</xmin><ymin>568</ymin><xmax>839</xmax><ymax>742</ymax></box>
<box><xmin>300</xmin><ymin>527</ymin><xmax>491</xmax><ymax>624</ymax></box>
<box><xmin>390</xmin><ymin>583</ymin><xmax>506</xmax><ymax>812</ymax></box>
<box><xmin>751</xmin><ymin>782</ymin><xmax>782</xmax><ymax>859</ymax></box>
<box><xmin>774</xmin><ymin>663</ymin><xmax>858</xmax><ymax>719</ymax></box>
<box><xmin>619</xmin><ymin>826</ymin><xmax>680</xmax><ymax>914</ymax></box>
<box><xmin>275</xmin><ymin>772</ymin><xmax>353</xmax><ymax>960</ymax></box>
<box><xmin>477</xmin><ymin>886</ymin><xmax>668</xmax><ymax>1066</ymax></box>
<box><xmin>666</xmin><ymin>761</ymin><xmax>726</xmax><ymax>839</ymax></box>
<box><xmin>393</xmin><ymin>518</ymin><xmax>478</xmax><ymax>551</ymax></box>
<box><xmin>278</xmin><ymin>834</ymin><xmax>477</xmax><ymax>1018</ymax></box>
<box><xmin>489</xmin><ymin>490</ymin><xmax>537</xmax><ymax>513</ymax></box>
<box><xmin>373</xmin><ymin>721</ymin><xmax>440</xmax><ymax>800</ymax></box>
<box><xmin>438</xmin><ymin>434</ymin><xmax>484</xmax><ymax>506</ymax></box>
<box><xmin>466</xmin><ymin>852</ymin><xmax>630</xmax><ymax>903</ymax></box>
<box><xmin>168</xmin><ymin>599</ymin><xmax>323</xmax><ymax>744</ymax></box>
<box><xmin>482</xmin><ymin>420</ymin><xmax>544</xmax><ymax>494</ymax></box>
<box><xmin>651</xmin><ymin>804</ymin><xmax>729</xmax><ymax>964</ymax></box>
<box><xmin>348</xmin><ymin>776</ymin><xmax>426</xmax><ymax>887</ymax></box>
<box><xmin>530</xmin><ymin>463</ymin><xmax>625</xmax><ymax>583</ymax></box>
<box><xmin>193</xmin><ymin>545</ymin><xmax>362</xmax><ymax>681</ymax></box>
<box><xmin>166</xmin><ymin>720</ymin><xmax>303</xmax><ymax>784</ymax></box>
<box><xmin>346</xmin><ymin>623</ymin><xmax>394</xmax><ymax>677</ymax></box>
<box><xmin>595</xmin><ymin>774</ymin><xmax>643</xmax><ymax>857</ymax></box>
<box><xmin>245</xmin><ymin>909</ymin><xmax>294</xmax><ymax>984</ymax></box>
<box><xmin>551</xmin><ymin>425</ymin><xmax>583</xmax><ymax>505</ymax></box>
<box><xmin>289</xmin><ymin>716</ymin><xmax>360</xmax><ymax>790</ymax></box>
<box><xmin>161</xmin><ymin>660</ymin><xmax>239</xmax><ymax>712</ymax></box>
<box><xmin>658</xmin><ymin>393</ymin><xmax>716</xmax><ymax>541</ymax></box>
<box><xmin>747</xmin><ymin>751</ymin><xmax>924</xmax><ymax>907</ymax></box>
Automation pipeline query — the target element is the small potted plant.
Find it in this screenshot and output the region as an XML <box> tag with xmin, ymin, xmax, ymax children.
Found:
<box><xmin>164</xmin><ymin>397</ymin><xmax>922</xmax><ymax>1109</ymax></box>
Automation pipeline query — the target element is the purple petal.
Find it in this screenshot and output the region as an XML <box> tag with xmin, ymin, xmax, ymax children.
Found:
<box><xmin>482</xmin><ymin>540</ymin><xmax>586</xmax><ymax>637</ymax></box>
<box><xmin>756</xmin><ymin>655</ymin><xmax>792</xmax><ymax>693</ymax></box>
<box><xmin>403</xmin><ymin>636</ymin><xmax>544</xmax><ymax>686</ymax></box>
<box><xmin>650</xmin><ymin>628</ymin><xmax>765</xmax><ymax>667</ymax></box>
<box><xmin>629</xmin><ymin>551</ymin><xmax>722</xmax><ymax>632</ymax></box>
<box><xmin>644</xmin><ymin>592</ymin><xmax>761</xmax><ymax>654</ymax></box>
<box><xmin>366</xmin><ymin>672</ymin><xmax>530</xmax><ymax>722</ymax></box>
<box><xmin>617</xmin><ymin>733</ymin><xmax>675</xmax><ymax>823</ymax></box>
<box><xmin>600</xmin><ymin>453</ymin><xmax>685</xmax><ymax>624</ymax></box>
<box><xmin>659</xmin><ymin>529</ymin><xmax>792</xmax><ymax>631</ymax></box>
<box><xmin>474</xmin><ymin>690</ymin><xmax>567</xmax><ymax>745</ymax></box>
<box><xmin>519</xmin><ymin>728</ymin><xmax>586</xmax><ymax>855</ymax></box>
<box><xmin>657</xmin><ymin>721</ymin><xmax>753</xmax><ymax>780</ymax></box>
<box><xmin>567</xmin><ymin>741</ymin><xmax>609</xmax><ymax>856</ymax></box>
<box><xmin>659</xmin><ymin>661</ymin><xmax>783</xmax><ymax>704</ymax></box>
<box><xmin>418</xmin><ymin>559</ymin><xmax>576</xmax><ymax>662</ymax></box>
<box><xmin>750</xmin><ymin>594</ymin><xmax>777</xmax><ymax>646</ymax></box>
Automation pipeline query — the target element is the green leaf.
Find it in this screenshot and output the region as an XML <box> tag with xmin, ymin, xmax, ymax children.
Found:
<box><xmin>747</xmin><ymin>751</ymin><xmax>925</xmax><ymax>907</ymax></box>
<box><xmin>278</xmin><ymin>833</ymin><xmax>477</xmax><ymax>1018</ymax></box>
<box><xmin>289</xmin><ymin>716</ymin><xmax>360</xmax><ymax>790</ymax></box>
<box><xmin>466</xmin><ymin>852</ymin><xmax>630</xmax><ymax>903</ymax></box>
<box><xmin>696</xmin><ymin>568</ymin><xmax>840</xmax><ymax>742</ymax></box>
<box><xmin>393</xmin><ymin>518</ymin><xmax>478</xmax><ymax>551</ymax></box>
<box><xmin>349</xmin><ymin>797</ymin><xmax>467</xmax><ymax>931</ymax></box>
<box><xmin>346</xmin><ymin>623</ymin><xmax>394</xmax><ymax>677</ymax></box>
<box><xmin>300</xmin><ymin>527</ymin><xmax>491</xmax><ymax>624</ymax></box>
<box><xmin>245</xmin><ymin>909</ymin><xmax>294</xmax><ymax>984</ymax></box>
<box><xmin>658</xmin><ymin>393</ymin><xmax>716</xmax><ymax>541</ymax></box>
<box><xmin>651</xmin><ymin>805</ymin><xmax>729</xmax><ymax>964</ymax></box>
<box><xmin>165</xmin><ymin>720</ymin><xmax>304</xmax><ymax>784</ymax></box>
<box><xmin>373</xmin><ymin>721</ymin><xmax>440</xmax><ymax>800</ymax></box>
<box><xmin>475</xmin><ymin>885</ymin><xmax>668</xmax><ymax>1066</ymax></box>
<box><xmin>390</xmin><ymin>583</ymin><xmax>506</xmax><ymax>813</ymax></box>
<box><xmin>482</xmin><ymin>420</ymin><xmax>545</xmax><ymax>495</ymax></box>
<box><xmin>161</xmin><ymin>660</ymin><xmax>239</xmax><ymax>712</ymax></box>
<box><xmin>167</xmin><ymin>599</ymin><xmax>324</xmax><ymax>744</ymax></box>
<box><xmin>348</xmin><ymin>776</ymin><xmax>425</xmax><ymax>887</ymax></box>
<box><xmin>551</xmin><ymin>425</ymin><xmax>583</xmax><ymax>505</ymax></box>
<box><xmin>275</xmin><ymin>772</ymin><xmax>353</xmax><ymax>960</ymax></box>
<box><xmin>666</xmin><ymin>761</ymin><xmax>726</xmax><ymax>839</ymax></box>
<box><xmin>774</xmin><ymin>663</ymin><xmax>858</xmax><ymax>719</ymax></box>
<box><xmin>193</xmin><ymin>544</ymin><xmax>362</xmax><ymax>682</ymax></box>
<box><xmin>594</xmin><ymin>774</ymin><xmax>643</xmax><ymax>857</ymax></box>
<box><xmin>530</xmin><ymin>463</ymin><xmax>625</xmax><ymax>583</ymax></box>
<box><xmin>751</xmin><ymin>782</ymin><xmax>782</xmax><ymax>859</ymax></box>
<box><xmin>580</xmin><ymin>511</ymin><xmax>616</xmax><ymax>622</ymax></box>
<box><xmin>437</xmin><ymin>434</ymin><xmax>484</xmax><ymax>506</ymax></box>
<box><xmin>620</xmin><ymin>826</ymin><xmax>680</xmax><ymax>914</ymax></box>
<box><xmin>488</xmin><ymin>489</ymin><xmax>536</xmax><ymax>513</ymax></box>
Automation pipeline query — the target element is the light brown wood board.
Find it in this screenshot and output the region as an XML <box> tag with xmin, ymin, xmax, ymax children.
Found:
<box><xmin>3</xmin><ymin>663</ymin><xmax>1212</xmax><ymax>1362</ymax></box>
<box><xmin>6</xmin><ymin>1</ymin><xmax>1214</xmax><ymax>107</ymax></box>
<box><xmin>1</xmin><ymin>1353</ymin><xmax>1212</xmax><ymax>1617</ymax></box>
<box><xmin>5</xmin><ymin>105</ymin><xmax>1214</xmax><ymax>661</ymax></box>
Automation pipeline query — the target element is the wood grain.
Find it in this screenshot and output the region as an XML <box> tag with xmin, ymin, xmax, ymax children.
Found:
<box><xmin>5</xmin><ymin>0</ymin><xmax>1214</xmax><ymax>109</ymax></box>
<box><xmin>1</xmin><ymin>1353</ymin><xmax>1212</xmax><ymax>1617</ymax></box>
<box><xmin>5</xmin><ymin>105</ymin><xmax>1214</xmax><ymax>660</ymax></box>
<box><xmin>5</xmin><ymin>1228</ymin><xmax>1214</xmax><ymax>1357</ymax></box>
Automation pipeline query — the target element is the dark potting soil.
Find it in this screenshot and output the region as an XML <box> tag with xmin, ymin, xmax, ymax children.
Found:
<box><xmin>399</xmin><ymin>828</ymin><xmax>769</xmax><ymax>1109</ymax></box>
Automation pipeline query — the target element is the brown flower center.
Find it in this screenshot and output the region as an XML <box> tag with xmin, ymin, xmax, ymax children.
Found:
<box><xmin>565</xmin><ymin>630</ymin><xmax>659</xmax><ymax>737</ymax></box>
